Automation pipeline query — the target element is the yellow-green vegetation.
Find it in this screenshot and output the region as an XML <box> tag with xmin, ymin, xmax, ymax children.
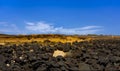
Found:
<box><xmin>0</xmin><ymin>34</ymin><xmax>85</xmax><ymax>45</ymax></box>
<box><xmin>0</xmin><ymin>34</ymin><xmax>120</xmax><ymax>45</ymax></box>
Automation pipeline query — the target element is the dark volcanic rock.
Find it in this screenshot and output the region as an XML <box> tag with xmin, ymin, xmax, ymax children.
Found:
<box><xmin>0</xmin><ymin>39</ymin><xmax>120</xmax><ymax>71</ymax></box>
<box><xmin>78</xmin><ymin>63</ymin><xmax>92</xmax><ymax>71</ymax></box>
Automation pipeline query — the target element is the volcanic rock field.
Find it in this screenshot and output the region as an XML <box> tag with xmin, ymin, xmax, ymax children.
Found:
<box><xmin>0</xmin><ymin>39</ymin><xmax>120</xmax><ymax>71</ymax></box>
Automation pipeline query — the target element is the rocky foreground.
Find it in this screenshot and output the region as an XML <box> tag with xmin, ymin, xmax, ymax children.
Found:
<box><xmin>0</xmin><ymin>39</ymin><xmax>120</xmax><ymax>71</ymax></box>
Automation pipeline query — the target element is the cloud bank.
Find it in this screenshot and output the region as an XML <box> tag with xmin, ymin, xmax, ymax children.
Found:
<box><xmin>25</xmin><ymin>21</ymin><xmax>103</xmax><ymax>35</ymax></box>
<box><xmin>0</xmin><ymin>22</ymin><xmax>21</xmax><ymax>34</ymax></box>
<box><xmin>0</xmin><ymin>21</ymin><xmax>103</xmax><ymax>35</ymax></box>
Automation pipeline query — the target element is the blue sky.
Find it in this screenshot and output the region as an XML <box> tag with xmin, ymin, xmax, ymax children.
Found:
<box><xmin>0</xmin><ymin>0</ymin><xmax>120</xmax><ymax>35</ymax></box>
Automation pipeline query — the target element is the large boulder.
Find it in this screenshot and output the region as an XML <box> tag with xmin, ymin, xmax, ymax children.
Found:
<box><xmin>53</xmin><ymin>50</ymin><xmax>66</xmax><ymax>57</ymax></box>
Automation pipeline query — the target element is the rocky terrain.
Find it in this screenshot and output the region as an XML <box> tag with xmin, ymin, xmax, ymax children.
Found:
<box><xmin>0</xmin><ymin>39</ymin><xmax>120</xmax><ymax>71</ymax></box>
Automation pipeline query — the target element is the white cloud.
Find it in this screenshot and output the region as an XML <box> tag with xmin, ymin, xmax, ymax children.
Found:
<box><xmin>0</xmin><ymin>22</ymin><xmax>8</xmax><ymax>27</ymax></box>
<box><xmin>26</xmin><ymin>22</ymin><xmax>54</xmax><ymax>33</ymax></box>
<box><xmin>0</xmin><ymin>21</ymin><xmax>103</xmax><ymax>35</ymax></box>
<box><xmin>25</xmin><ymin>21</ymin><xmax>103</xmax><ymax>35</ymax></box>
<box><xmin>0</xmin><ymin>22</ymin><xmax>7</xmax><ymax>24</ymax></box>
<box><xmin>26</xmin><ymin>22</ymin><xmax>35</xmax><ymax>26</ymax></box>
<box><xmin>80</xmin><ymin>26</ymin><xmax>102</xmax><ymax>30</ymax></box>
<box><xmin>0</xmin><ymin>23</ymin><xmax>22</xmax><ymax>34</ymax></box>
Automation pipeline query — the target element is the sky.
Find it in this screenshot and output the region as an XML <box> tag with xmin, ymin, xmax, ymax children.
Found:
<box><xmin>0</xmin><ymin>0</ymin><xmax>120</xmax><ymax>35</ymax></box>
